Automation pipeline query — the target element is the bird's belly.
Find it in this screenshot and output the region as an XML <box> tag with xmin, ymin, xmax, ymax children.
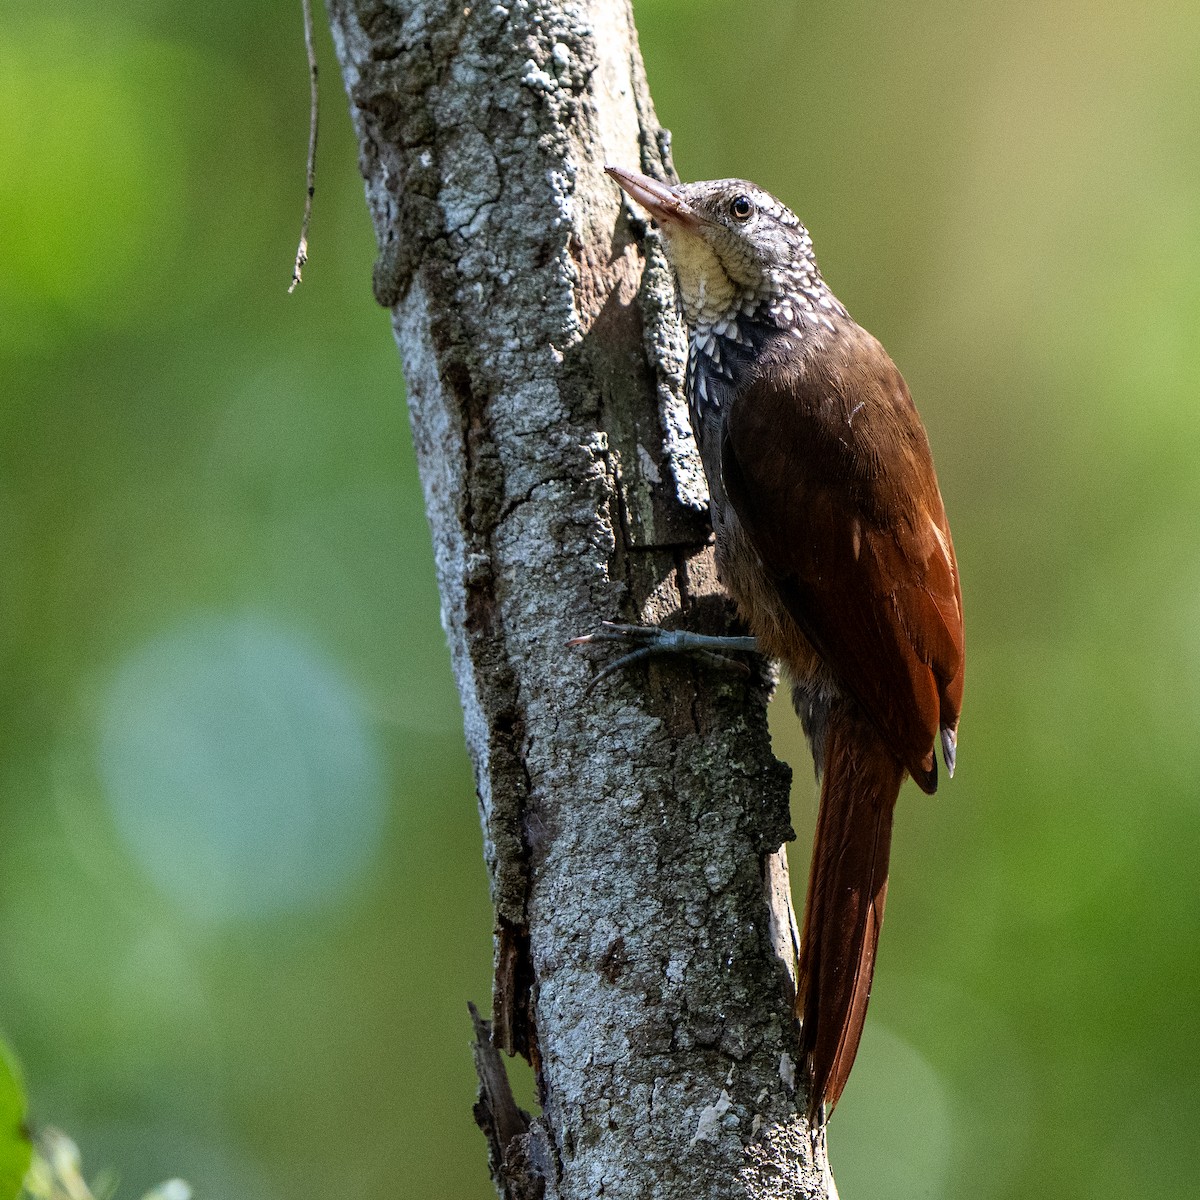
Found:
<box><xmin>712</xmin><ymin>501</ymin><xmax>829</xmax><ymax>687</ymax></box>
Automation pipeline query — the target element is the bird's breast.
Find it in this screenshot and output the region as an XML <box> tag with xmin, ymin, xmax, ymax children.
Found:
<box><xmin>685</xmin><ymin>314</ymin><xmax>777</xmax><ymax>421</ymax></box>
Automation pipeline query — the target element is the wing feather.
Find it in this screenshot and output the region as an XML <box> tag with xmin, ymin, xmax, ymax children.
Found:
<box><xmin>721</xmin><ymin>330</ymin><xmax>963</xmax><ymax>791</ymax></box>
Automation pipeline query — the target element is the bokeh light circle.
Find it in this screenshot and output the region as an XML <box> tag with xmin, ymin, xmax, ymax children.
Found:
<box><xmin>97</xmin><ymin>613</ymin><xmax>387</xmax><ymax>922</ymax></box>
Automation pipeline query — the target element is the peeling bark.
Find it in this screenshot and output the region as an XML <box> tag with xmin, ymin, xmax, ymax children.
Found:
<box><xmin>325</xmin><ymin>1</ymin><xmax>835</xmax><ymax>1194</ymax></box>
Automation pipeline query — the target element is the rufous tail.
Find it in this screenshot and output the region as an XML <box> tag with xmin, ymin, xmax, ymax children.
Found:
<box><xmin>796</xmin><ymin>704</ymin><xmax>904</xmax><ymax>1123</ymax></box>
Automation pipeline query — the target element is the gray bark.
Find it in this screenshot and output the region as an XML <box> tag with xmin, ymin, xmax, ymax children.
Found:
<box><xmin>325</xmin><ymin>1</ymin><xmax>836</xmax><ymax>1195</ymax></box>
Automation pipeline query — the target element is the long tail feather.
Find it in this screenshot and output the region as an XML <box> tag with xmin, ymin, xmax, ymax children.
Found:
<box><xmin>797</xmin><ymin>705</ymin><xmax>904</xmax><ymax>1122</ymax></box>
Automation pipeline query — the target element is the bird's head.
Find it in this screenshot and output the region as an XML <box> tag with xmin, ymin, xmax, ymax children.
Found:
<box><xmin>606</xmin><ymin>165</ymin><xmax>826</xmax><ymax>331</ymax></box>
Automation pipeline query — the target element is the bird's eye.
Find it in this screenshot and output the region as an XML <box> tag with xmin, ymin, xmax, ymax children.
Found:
<box><xmin>730</xmin><ymin>195</ymin><xmax>754</xmax><ymax>221</ymax></box>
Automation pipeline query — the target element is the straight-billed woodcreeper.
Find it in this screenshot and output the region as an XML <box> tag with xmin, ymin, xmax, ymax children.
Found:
<box><xmin>593</xmin><ymin>165</ymin><xmax>965</xmax><ymax>1123</ymax></box>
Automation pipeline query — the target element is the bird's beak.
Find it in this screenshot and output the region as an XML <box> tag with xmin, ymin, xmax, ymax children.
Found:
<box><xmin>605</xmin><ymin>165</ymin><xmax>701</xmax><ymax>230</ymax></box>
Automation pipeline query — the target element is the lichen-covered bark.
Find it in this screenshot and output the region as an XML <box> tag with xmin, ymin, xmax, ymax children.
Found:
<box><xmin>325</xmin><ymin>1</ymin><xmax>835</xmax><ymax>1195</ymax></box>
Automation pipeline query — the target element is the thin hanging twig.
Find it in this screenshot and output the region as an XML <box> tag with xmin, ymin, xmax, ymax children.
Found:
<box><xmin>289</xmin><ymin>0</ymin><xmax>319</xmax><ymax>293</ymax></box>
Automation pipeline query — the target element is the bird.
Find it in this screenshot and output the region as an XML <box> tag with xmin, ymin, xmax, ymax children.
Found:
<box><xmin>598</xmin><ymin>164</ymin><xmax>965</xmax><ymax>1123</ymax></box>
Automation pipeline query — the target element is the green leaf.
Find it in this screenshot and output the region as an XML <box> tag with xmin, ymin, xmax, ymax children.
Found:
<box><xmin>0</xmin><ymin>1042</ymin><xmax>30</xmax><ymax>1200</ymax></box>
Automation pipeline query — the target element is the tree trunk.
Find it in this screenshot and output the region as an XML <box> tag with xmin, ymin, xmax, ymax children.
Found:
<box><xmin>325</xmin><ymin>1</ymin><xmax>836</xmax><ymax>1195</ymax></box>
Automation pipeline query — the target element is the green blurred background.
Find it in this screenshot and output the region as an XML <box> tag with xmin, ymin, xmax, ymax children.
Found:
<box><xmin>3</xmin><ymin>1</ymin><xmax>1199</xmax><ymax>1196</ymax></box>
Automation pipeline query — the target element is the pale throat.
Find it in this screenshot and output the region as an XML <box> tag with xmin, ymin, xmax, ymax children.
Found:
<box><xmin>665</xmin><ymin>236</ymin><xmax>741</xmax><ymax>328</ymax></box>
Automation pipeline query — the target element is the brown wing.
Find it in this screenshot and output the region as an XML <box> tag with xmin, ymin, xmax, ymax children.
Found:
<box><xmin>721</xmin><ymin>328</ymin><xmax>964</xmax><ymax>792</ymax></box>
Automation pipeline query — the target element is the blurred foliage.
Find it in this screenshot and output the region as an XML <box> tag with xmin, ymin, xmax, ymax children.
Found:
<box><xmin>2</xmin><ymin>0</ymin><xmax>1199</xmax><ymax>1198</ymax></box>
<box><xmin>24</xmin><ymin>1128</ymin><xmax>188</xmax><ymax>1200</ymax></box>
<box><xmin>0</xmin><ymin>1041</ymin><xmax>31</xmax><ymax>1200</ymax></box>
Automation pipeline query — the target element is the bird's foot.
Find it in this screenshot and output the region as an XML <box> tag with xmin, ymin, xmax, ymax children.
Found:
<box><xmin>567</xmin><ymin>622</ymin><xmax>759</xmax><ymax>694</ymax></box>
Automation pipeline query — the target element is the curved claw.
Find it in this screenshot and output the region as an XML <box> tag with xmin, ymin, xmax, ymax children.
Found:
<box><xmin>566</xmin><ymin>622</ymin><xmax>675</xmax><ymax>648</ymax></box>
<box><xmin>581</xmin><ymin>645</ymin><xmax>658</xmax><ymax>696</ymax></box>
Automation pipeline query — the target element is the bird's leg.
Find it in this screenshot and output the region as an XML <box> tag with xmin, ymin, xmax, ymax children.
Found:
<box><xmin>568</xmin><ymin>621</ymin><xmax>759</xmax><ymax>693</ymax></box>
